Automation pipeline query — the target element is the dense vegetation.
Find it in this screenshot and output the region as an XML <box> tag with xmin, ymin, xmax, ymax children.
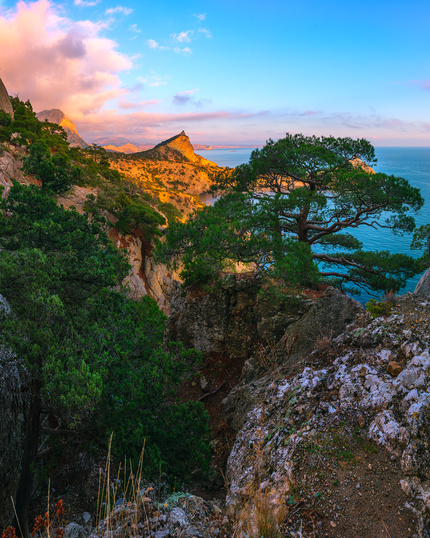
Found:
<box><xmin>0</xmin><ymin>102</ymin><xmax>210</xmax><ymax>534</ymax></box>
<box><xmin>157</xmin><ymin>134</ymin><xmax>425</xmax><ymax>294</ymax></box>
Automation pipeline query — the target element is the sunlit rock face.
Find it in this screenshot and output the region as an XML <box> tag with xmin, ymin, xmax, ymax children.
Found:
<box><xmin>142</xmin><ymin>130</ymin><xmax>218</xmax><ymax>167</ymax></box>
<box><xmin>0</xmin><ymin>78</ymin><xmax>13</xmax><ymax>118</ymax></box>
<box><xmin>36</xmin><ymin>109</ymin><xmax>88</xmax><ymax>148</ymax></box>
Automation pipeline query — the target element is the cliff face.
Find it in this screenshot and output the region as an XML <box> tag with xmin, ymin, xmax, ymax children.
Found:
<box><xmin>36</xmin><ymin>109</ymin><xmax>88</xmax><ymax>148</ymax></box>
<box><xmin>0</xmin><ymin>78</ymin><xmax>13</xmax><ymax>118</ymax></box>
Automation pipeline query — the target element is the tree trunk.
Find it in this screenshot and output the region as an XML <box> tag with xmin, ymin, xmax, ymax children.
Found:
<box><xmin>13</xmin><ymin>378</ymin><xmax>41</xmax><ymax>537</ymax></box>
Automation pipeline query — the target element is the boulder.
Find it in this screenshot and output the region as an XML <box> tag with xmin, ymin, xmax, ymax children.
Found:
<box><xmin>414</xmin><ymin>268</ymin><xmax>430</xmax><ymax>296</ymax></box>
<box><xmin>278</xmin><ymin>287</ymin><xmax>364</xmax><ymax>358</ymax></box>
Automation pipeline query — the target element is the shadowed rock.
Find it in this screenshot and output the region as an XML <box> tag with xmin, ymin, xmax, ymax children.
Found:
<box><xmin>0</xmin><ymin>78</ymin><xmax>13</xmax><ymax>118</ymax></box>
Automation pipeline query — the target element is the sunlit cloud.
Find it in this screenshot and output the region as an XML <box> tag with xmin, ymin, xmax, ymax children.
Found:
<box><xmin>194</xmin><ymin>13</ymin><xmax>206</xmax><ymax>21</ymax></box>
<box><xmin>118</xmin><ymin>99</ymin><xmax>161</xmax><ymax>109</ymax></box>
<box><xmin>0</xmin><ymin>0</ymin><xmax>132</xmax><ymax>118</ymax></box>
<box><xmin>129</xmin><ymin>24</ymin><xmax>140</xmax><ymax>33</ymax></box>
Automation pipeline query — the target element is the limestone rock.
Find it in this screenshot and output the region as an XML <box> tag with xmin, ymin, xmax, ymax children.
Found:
<box><xmin>63</xmin><ymin>523</ymin><xmax>86</xmax><ymax>538</ymax></box>
<box><xmin>36</xmin><ymin>109</ymin><xmax>88</xmax><ymax>148</ymax></box>
<box><xmin>0</xmin><ymin>145</ymin><xmax>24</xmax><ymax>198</ymax></box>
<box><xmin>225</xmin><ymin>293</ymin><xmax>430</xmax><ymax>535</ymax></box>
<box><xmin>0</xmin><ymin>78</ymin><xmax>13</xmax><ymax>118</ymax></box>
<box><xmin>414</xmin><ymin>267</ymin><xmax>430</xmax><ymax>296</ymax></box>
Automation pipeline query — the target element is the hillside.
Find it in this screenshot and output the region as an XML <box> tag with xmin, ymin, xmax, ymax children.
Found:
<box><xmin>106</xmin><ymin>130</ymin><xmax>224</xmax><ymax>220</ymax></box>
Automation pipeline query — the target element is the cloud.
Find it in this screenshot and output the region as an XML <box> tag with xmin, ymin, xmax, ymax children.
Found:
<box><xmin>171</xmin><ymin>30</ymin><xmax>193</xmax><ymax>43</ymax></box>
<box><xmin>409</xmin><ymin>79</ymin><xmax>430</xmax><ymax>91</ymax></box>
<box><xmin>105</xmin><ymin>6</ymin><xmax>132</xmax><ymax>16</ymax></box>
<box><xmin>194</xmin><ymin>13</ymin><xmax>206</xmax><ymax>21</ymax></box>
<box><xmin>0</xmin><ymin>0</ymin><xmax>132</xmax><ymax>118</ymax></box>
<box><xmin>74</xmin><ymin>0</ymin><xmax>101</xmax><ymax>6</ymax></box>
<box><xmin>147</xmin><ymin>38</ymin><xmax>159</xmax><ymax>49</ymax></box>
<box><xmin>129</xmin><ymin>24</ymin><xmax>140</xmax><ymax>33</ymax></box>
<box><xmin>198</xmin><ymin>28</ymin><xmax>212</xmax><ymax>38</ymax></box>
<box><xmin>173</xmin><ymin>89</ymin><xmax>199</xmax><ymax>105</ymax></box>
<box><xmin>174</xmin><ymin>46</ymin><xmax>192</xmax><ymax>55</ymax></box>
<box><xmin>118</xmin><ymin>99</ymin><xmax>161</xmax><ymax>109</ymax></box>
<box><xmin>300</xmin><ymin>110</ymin><xmax>320</xmax><ymax>116</ymax></box>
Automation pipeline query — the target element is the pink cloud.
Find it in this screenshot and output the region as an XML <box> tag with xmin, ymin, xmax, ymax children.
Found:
<box><xmin>0</xmin><ymin>0</ymin><xmax>132</xmax><ymax>118</ymax></box>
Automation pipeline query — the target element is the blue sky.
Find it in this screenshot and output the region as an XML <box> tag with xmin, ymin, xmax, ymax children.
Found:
<box><xmin>0</xmin><ymin>0</ymin><xmax>429</xmax><ymax>146</ymax></box>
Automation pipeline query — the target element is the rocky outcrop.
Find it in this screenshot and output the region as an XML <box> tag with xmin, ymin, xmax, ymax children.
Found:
<box><xmin>225</xmin><ymin>294</ymin><xmax>430</xmax><ymax>536</ymax></box>
<box><xmin>140</xmin><ymin>131</ymin><xmax>217</xmax><ymax>167</ymax></box>
<box><xmin>415</xmin><ymin>268</ymin><xmax>430</xmax><ymax>296</ymax></box>
<box><xmin>0</xmin><ymin>145</ymin><xmax>24</xmax><ymax>198</ymax></box>
<box><xmin>168</xmin><ymin>275</ymin><xmax>318</xmax><ymax>360</ymax></box>
<box><xmin>0</xmin><ymin>296</ymin><xmax>29</xmax><ymax>531</ymax></box>
<box><xmin>36</xmin><ymin>109</ymin><xmax>88</xmax><ymax>148</ymax></box>
<box><xmin>90</xmin><ymin>491</ymin><xmax>228</xmax><ymax>537</ymax></box>
<box><xmin>0</xmin><ymin>78</ymin><xmax>13</xmax><ymax>118</ymax></box>
<box><xmin>223</xmin><ymin>287</ymin><xmax>364</xmax><ymax>431</ymax></box>
<box><xmin>109</xmin><ymin>230</ymin><xmax>180</xmax><ymax>313</ymax></box>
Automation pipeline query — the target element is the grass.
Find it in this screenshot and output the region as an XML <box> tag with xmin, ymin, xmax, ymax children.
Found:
<box><xmin>94</xmin><ymin>435</ymin><xmax>153</xmax><ymax>538</ymax></box>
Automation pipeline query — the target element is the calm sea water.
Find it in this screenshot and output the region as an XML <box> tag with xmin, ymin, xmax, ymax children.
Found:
<box><xmin>198</xmin><ymin>147</ymin><xmax>430</xmax><ymax>301</ymax></box>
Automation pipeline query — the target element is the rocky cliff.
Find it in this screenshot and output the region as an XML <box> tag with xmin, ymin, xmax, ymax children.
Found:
<box><xmin>36</xmin><ymin>109</ymin><xmax>88</xmax><ymax>148</ymax></box>
<box><xmin>0</xmin><ymin>78</ymin><xmax>13</xmax><ymax>118</ymax></box>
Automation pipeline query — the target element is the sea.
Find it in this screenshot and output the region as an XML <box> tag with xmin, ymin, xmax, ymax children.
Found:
<box><xmin>198</xmin><ymin>147</ymin><xmax>430</xmax><ymax>303</ymax></box>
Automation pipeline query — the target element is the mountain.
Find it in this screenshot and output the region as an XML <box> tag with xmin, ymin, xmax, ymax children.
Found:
<box><xmin>103</xmin><ymin>142</ymin><xmax>153</xmax><ymax>154</ymax></box>
<box><xmin>138</xmin><ymin>131</ymin><xmax>216</xmax><ymax>166</ymax></box>
<box><xmin>36</xmin><ymin>109</ymin><xmax>88</xmax><ymax>148</ymax></box>
<box><xmin>0</xmin><ymin>77</ymin><xmax>13</xmax><ymax>118</ymax></box>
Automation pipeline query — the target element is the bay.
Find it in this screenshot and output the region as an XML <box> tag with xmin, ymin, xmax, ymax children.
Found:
<box><xmin>198</xmin><ymin>147</ymin><xmax>430</xmax><ymax>301</ymax></box>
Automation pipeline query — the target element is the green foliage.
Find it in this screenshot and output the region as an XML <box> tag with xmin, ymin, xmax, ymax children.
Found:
<box><xmin>23</xmin><ymin>140</ymin><xmax>81</xmax><ymax>193</ymax></box>
<box><xmin>365</xmin><ymin>295</ymin><xmax>395</xmax><ymax>318</ymax></box>
<box><xmin>0</xmin><ymin>184</ymin><xmax>210</xmax><ymax>480</ymax></box>
<box><xmin>116</xmin><ymin>200</ymin><xmax>166</xmax><ymax>237</ymax></box>
<box><xmin>159</xmin><ymin>133</ymin><xmax>424</xmax><ymax>294</ymax></box>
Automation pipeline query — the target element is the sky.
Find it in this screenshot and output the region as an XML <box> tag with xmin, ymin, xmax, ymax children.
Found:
<box><xmin>0</xmin><ymin>0</ymin><xmax>429</xmax><ymax>147</ymax></box>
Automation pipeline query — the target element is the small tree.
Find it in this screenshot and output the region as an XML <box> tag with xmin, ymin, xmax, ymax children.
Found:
<box><xmin>23</xmin><ymin>140</ymin><xmax>81</xmax><ymax>193</ymax></box>
<box><xmin>157</xmin><ymin>134</ymin><xmax>424</xmax><ymax>294</ymax></box>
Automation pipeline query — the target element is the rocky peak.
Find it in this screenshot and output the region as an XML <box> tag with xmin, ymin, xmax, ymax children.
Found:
<box><xmin>36</xmin><ymin>109</ymin><xmax>88</xmax><ymax>148</ymax></box>
<box><xmin>0</xmin><ymin>78</ymin><xmax>13</xmax><ymax>118</ymax></box>
<box><xmin>141</xmin><ymin>131</ymin><xmax>216</xmax><ymax>166</ymax></box>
